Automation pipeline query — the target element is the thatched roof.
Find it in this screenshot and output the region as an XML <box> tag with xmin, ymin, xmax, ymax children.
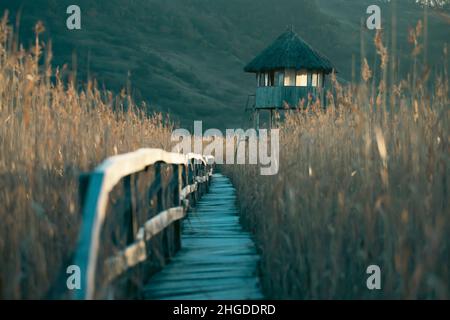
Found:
<box><xmin>244</xmin><ymin>29</ymin><xmax>334</xmax><ymax>74</ymax></box>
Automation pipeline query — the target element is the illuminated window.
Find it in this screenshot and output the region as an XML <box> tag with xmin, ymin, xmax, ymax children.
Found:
<box><xmin>312</xmin><ymin>73</ymin><xmax>318</xmax><ymax>87</ymax></box>
<box><xmin>296</xmin><ymin>70</ymin><xmax>308</xmax><ymax>87</ymax></box>
<box><xmin>284</xmin><ymin>69</ymin><xmax>296</xmax><ymax>86</ymax></box>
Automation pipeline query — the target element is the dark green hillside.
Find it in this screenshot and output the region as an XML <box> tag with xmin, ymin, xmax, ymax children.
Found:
<box><xmin>1</xmin><ymin>0</ymin><xmax>448</xmax><ymax>128</ymax></box>
<box><xmin>317</xmin><ymin>0</ymin><xmax>450</xmax><ymax>80</ymax></box>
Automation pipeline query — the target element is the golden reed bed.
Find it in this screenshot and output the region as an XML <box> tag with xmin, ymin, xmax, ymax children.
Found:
<box><xmin>224</xmin><ymin>23</ymin><xmax>449</xmax><ymax>299</ymax></box>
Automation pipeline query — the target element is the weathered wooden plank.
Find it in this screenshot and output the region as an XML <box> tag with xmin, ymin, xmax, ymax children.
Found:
<box><xmin>147</xmin><ymin>268</ymin><xmax>257</xmax><ymax>283</ymax></box>
<box><xmin>145</xmin><ymin>278</ymin><xmax>260</xmax><ymax>297</ymax></box>
<box><xmin>149</xmin><ymin>264</ymin><xmax>257</xmax><ymax>276</ymax></box>
<box><xmin>146</xmin><ymin>281</ymin><xmax>263</xmax><ymax>300</ymax></box>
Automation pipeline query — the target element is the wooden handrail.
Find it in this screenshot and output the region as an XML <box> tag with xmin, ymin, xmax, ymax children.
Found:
<box><xmin>73</xmin><ymin>148</ymin><xmax>213</xmax><ymax>300</ymax></box>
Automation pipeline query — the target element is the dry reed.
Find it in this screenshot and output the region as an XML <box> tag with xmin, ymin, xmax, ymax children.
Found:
<box><xmin>224</xmin><ymin>21</ymin><xmax>449</xmax><ymax>299</ymax></box>
<box><xmin>0</xmin><ymin>12</ymin><xmax>172</xmax><ymax>299</ymax></box>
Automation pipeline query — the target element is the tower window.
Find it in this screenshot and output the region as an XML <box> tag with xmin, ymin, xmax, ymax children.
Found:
<box><xmin>317</xmin><ymin>73</ymin><xmax>324</xmax><ymax>88</ymax></box>
<box><xmin>312</xmin><ymin>73</ymin><xmax>319</xmax><ymax>87</ymax></box>
<box><xmin>284</xmin><ymin>69</ymin><xmax>296</xmax><ymax>86</ymax></box>
<box><xmin>295</xmin><ymin>70</ymin><xmax>308</xmax><ymax>87</ymax></box>
<box><xmin>275</xmin><ymin>71</ymin><xmax>284</xmax><ymax>86</ymax></box>
<box><xmin>257</xmin><ymin>73</ymin><xmax>266</xmax><ymax>87</ymax></box>
<box><xmin>268</xmin><ymin>71</ymin><xmax>275</xmax><ymax>86</ymax></box>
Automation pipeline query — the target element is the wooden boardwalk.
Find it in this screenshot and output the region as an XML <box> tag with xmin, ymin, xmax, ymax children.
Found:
<box><xmin>143</xmin><ymin>173</ymin><xmax>264</xmax><ymax>300</ymax></box>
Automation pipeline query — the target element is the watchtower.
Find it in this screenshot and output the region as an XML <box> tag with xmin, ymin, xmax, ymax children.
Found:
<box><xmin>244</xmin><ymin>28</ymin><xmax>335</xmax><ymax>128</ymax></box>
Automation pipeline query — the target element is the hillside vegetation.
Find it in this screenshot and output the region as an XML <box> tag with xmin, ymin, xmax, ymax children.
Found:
<box><xmin>1</xmin><ymin>0</ymin><xmax>448</xmax><ymax>128</ymax></box>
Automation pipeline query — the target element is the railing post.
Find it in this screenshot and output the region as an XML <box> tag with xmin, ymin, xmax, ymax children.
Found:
<box><xmin>78</xmin><ymin>173</ymin><xmax>90</xmax><ymax>211</ymax></box>
<box><xmin>155</xmin><ymin>162</ymin><xmax>163</xmax><ymax>212</ymax></box>
<box><xmin>123</xmin><ymin>174</ymin><xmax>139</xmax><ymax>297</ymax></box>
<box><xmin>206</xmin><ymin>165</ymin><xmax>209</xmax><ymax>191</ymax></box>
<box><xmin>155</xmin><ymin>163</ymin><xmax>171</xmax><ymax>260</ymax></box>
<box><xmin>173</xmin><ymin>164</ymin><xmax>182</xmax><ymax>251</ymax></box>
<box><xmin>155</xmin><ymin>162</ymin><xmax>168</xmax><ymax>258</ymax></box>
<box><xmin>200</xmin><ymin>164</ymin><xmax>205</xmax><ymax>195</ymax></box>
<box><xmin>194</xmin><ymin>162</ymin><xmax>199</xmax><ymax>204</ymax></box>
<box><xmin>143</xmin><ymin>163</ymin><xmax>161</xmax><ymax>264</ymax></box>
<box><xmin>123</xmin><ymin>175</ymin><xmax>136</xmax><ymax>245</ymax></box>
<box><xmin>187</xmin><ymin>161</ymin><xmax>195</xmax><ymax>206</ymax></box>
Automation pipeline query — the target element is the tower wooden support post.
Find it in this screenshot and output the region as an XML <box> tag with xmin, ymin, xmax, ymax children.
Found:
<box><xmin>254</xmin><ymin>109</ymin><xmax>260</xmax><ymax>130</ymax></box>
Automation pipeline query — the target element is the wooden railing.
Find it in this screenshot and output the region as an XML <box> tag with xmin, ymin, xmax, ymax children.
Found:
<box><xmin>73</xmin><ymin>148</ymin><xmax>214</xmax><ymax>299</ymax></box>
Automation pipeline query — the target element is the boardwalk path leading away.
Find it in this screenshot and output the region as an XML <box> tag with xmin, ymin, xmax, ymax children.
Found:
<box><xmin>143</xmin><ymin>173</ymin><xmax>264</xmax><ymax>300</ymax></box>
